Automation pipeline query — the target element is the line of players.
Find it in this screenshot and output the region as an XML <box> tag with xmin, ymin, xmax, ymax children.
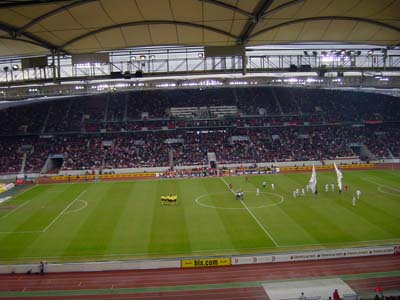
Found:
<box><xmin>292</xmin><ymin>183</ymin><xmax>362</xmax><ymax>206</ymax></box>
<box><xmin>234</xmin><ymin>177</ymin><xmax>362</xmax><ymax>207</ymax></box>
<box><xmin>161</xmin><ymin>195</ymin><xmax>177</xmax><ymax>205</ymax></box>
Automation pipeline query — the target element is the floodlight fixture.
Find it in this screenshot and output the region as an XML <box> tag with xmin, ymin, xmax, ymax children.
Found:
<box><xmin>198</xmin><ymin>53</ymin><xmax>204</xmax><ymax>58</ymax></box>
<box><xmin>12</xmin><ymin>65</ymin><xmax>19</xmax><ymax>71</ymax></box>
<box><xmin>3</xmin><ymin>66</ymin><xmax>9</xmax><ymax>72</ymax></box>
<box><xmin>139</xmin><ymin>55</ymin><xmax>146</xmax><ymax>61</ymax></box>
<box><xmin>312</xmin><ymin>51</ymin><xmax>318</xmax><ymax>56</ymax></box>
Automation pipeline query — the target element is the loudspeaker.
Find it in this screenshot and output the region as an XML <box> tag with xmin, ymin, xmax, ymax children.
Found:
<box><xmin>110</xmin><ymin>71</ymin><xmax>122</xmax><ymax>79</ymax></box>
<box><xmin>289</xmin><ymin>64</ymin><xmax>297</xmax><ymax>72</ymax></box>
<box><xmin>135</xmin><ymin>70</ymin><xmax>143</xmax><ymax>78</ymax></box>
<box><xmin>123</xmin><ymin>71</ymin><xmax>131</xmax><ymax>79</ymax></box>
<box><xmin>300</xmin><ymin>64</ymin><xmax>311</xmax><ymax>72</ymax></box>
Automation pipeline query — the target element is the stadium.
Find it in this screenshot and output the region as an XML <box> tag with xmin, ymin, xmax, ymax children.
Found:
<box><xmin>0</xmin><ymin>0</ymin><xmax>399</xmax><ymax>299</ymax></box>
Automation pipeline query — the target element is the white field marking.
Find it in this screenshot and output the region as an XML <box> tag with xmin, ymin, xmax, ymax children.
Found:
<box><xmin>361</xmin><ymin>177</ymin><xmax>400</xmax><ymax>197</ymax></box>
<box><xmin>14</xmin><ymin>185</ymin><xmax>38</xmax><ymax>196</ymax></box>
<box><xmin>0</xmin><ymin>184</ymin><xmax>38</xmax><ymax>213</ymax></box>
<box><xmin>279</xmin><ymin>237</ymin><xmax>400</xmax><ymax>248</ymax></box>
<box><xmin>1</xmin><ymin>238</ymin><xmax>399</xmax><ymax>261</ymax></box>
<box><xmin>0</xmin><ymin>246</ymin><xmax>276</xmax><ymax>260</ymax></box>
<box><xmin>378</xmin><ymin>186</ymin><xmax>400</xmax><ymax>197</ymax></box>
<box><xmin>0</xmin><ymin>200</ymin><xmax>31</xmax><ymax>220</ymax></box>
<box><xmin>195</xmin><ymin>191</ymin><xmax>284</xmax><ymax>210</ymax></box>
<box><xmin>0</xmin><ymin>230</ymin><xmax>42</xmax><ymax>234</ymax></box>
<box><xmin>64</xmin><ymin>200</ymin><xmax>88</xmax><ymax>214</ymax></box>
<box><xmin>362</xmin><ymin>177</ymin><xmax>400</xmax><ymax>192</ymax></box>
<box><xmin>0</xmin><ymin>196</ymin><xmax>12</xmax><ymax>205</ymax></box>
<box><xmin>220</xmin><ymin>177</ymin><xmax>279</xmax><ymax>247</ymax></box>
<box><xmin>42</xmin><ymin>190</ymin><xmax>86</xmax><ymax>233</ymax></box>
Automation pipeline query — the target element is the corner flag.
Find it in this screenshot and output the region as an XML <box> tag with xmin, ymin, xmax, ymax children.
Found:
<box><xmin>333</xmin><ymin>162</ymin><xmax>343</xmax><ymax>191</ymax></box>
<box><xmin>308</xmin><ymin>164</ymin><xmax>317</xmax><ymax>194</ymax></box>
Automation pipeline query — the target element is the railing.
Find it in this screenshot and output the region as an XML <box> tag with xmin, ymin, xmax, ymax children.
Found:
<box><xmin>1</xmin><ymin>75</ymin><xmax>400</xmax><ymax>102</ymax></box>
<box><xmin>0</xmin><ymin>52</ymin><xmax>399</xmax><ymax>86</ymax></box>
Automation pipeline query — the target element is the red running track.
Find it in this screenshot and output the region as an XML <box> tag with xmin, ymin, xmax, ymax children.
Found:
<box><xmin>0</xmin><ymin>255</ymin><xmax>399</xmax><ymax>300</ymax></box>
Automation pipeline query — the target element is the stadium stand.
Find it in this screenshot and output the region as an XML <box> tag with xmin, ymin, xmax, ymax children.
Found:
<box><xmin>0</xmin><ymin>87</ymin><xmax>399</xmax><ymax>174</ymax></box>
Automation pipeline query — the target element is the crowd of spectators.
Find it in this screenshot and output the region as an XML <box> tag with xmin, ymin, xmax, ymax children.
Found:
<box><xmin>0</xmin><ymin>87</ymin><xmax>398</xmax><ymax>174</ymax></box>
<box><xmin>0</xmin><ymin>124</ymin><xmax>399</xmax><ymax>174</ymax></box>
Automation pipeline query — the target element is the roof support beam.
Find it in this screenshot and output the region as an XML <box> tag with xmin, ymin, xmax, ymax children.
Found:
<box><xmin>59</xmin><ymin>20</ymin><xmax>238</xmax><ymax>50</ymax></box>
<box><xmin>0</xmin><ymin>0</ymin><xmax>75</xmax><ymax>9</ymax></box>
<box><xmin>239</xmin><ymin>0</ymin><xmax>275</xmax><ymax>44</ymax></box>
<box><xmin>263</xmin><ymin>0</ymin><xmax>305</xmax><ymax>18</ymax></box>
<box><xmin>17</xmin><ymin>0</ymin><xmax>97</xmax><ymax>34</ymax></box>
<box><xmin>249</xmin><ymin>16</ymin><xmax>400</xmax><ymax>40</ymax></box>
<box><xmin>0</xmin><ymin>21</ymin><xmax>60</xmax><ymax>52</ymax></box>
<box><xmin>0</xmin><ymin>35</ymin><xmax>50</xmax><ymax>50</ymax></box>
<box><xmin>197</xmin><ymin>0</ymin><xmax>253</xmax><ymax>19</ymax></box>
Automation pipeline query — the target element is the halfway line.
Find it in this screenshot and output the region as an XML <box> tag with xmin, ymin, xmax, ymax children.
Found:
<box><xmin>220</xmin><ymin>177</ymin><xmax>279</xmax><ymax>247</ymax></box>
<box><xmin>42</xmin><ymin>190</ymin><xmax>86</xmax><ymax>233</ymax></box>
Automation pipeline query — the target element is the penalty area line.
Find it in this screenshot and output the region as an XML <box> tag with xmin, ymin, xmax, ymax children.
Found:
<box><xmin>220</xmin><ymin>177</ymin><xmax>279</xmax><ymax>247</ymax></box>
<box><xmin>42</xmin><ymin>190</ymin><xmax>86</xmax><ymax>233</ymax></box>
<box><xmin>0</xmin><ymin>200</ymin><xmax>31</xmax><ymax>220</ymax></box>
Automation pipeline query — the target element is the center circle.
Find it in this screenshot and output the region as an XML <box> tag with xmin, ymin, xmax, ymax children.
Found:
<box><xmin>195</xmin><ymin>191</ymin><xmax>284</xmax><ymax>210</ymax></box>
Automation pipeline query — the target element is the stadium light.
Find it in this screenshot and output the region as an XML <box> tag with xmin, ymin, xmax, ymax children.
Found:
<box><xmin>3</xmin><ymin>66</ymin><xmax>9</xmax><ymax>72</ymax></box>
<box><xmin>367</xmin><ymin>50</ymin><xmax>373</xmax><ymax>56</ymax></box>
<box><xmin>12</xmin><ymin>65</ymin><xmax>19</xmax><ymax>71</ymax></box>
<box><xmin>139</xmin><ymin>55</ymin><xmax>146</xmax><ymax>61</ymax></box>
<box><xmin>198</xmin><ymin>53</ymin><xmax>204</xmax><ymax>58</ymax></box>
<box><xmin>312</xmin><ymin>51</ymin><xmax>318</xmax><ymax>56</ymax></box>
<box><xmin>131</xmin><ymin>56</ymin><xmax>136</xmax><ymax>61</ymax></box>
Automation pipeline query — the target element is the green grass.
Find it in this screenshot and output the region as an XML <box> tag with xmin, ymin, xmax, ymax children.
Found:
<box><xmin>0</xmin><ymin>169</ymin><xmax>399</xmax><ymax>263</ymax></box>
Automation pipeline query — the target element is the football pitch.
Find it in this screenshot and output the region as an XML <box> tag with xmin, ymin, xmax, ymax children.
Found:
<box><xmin>0</xmin><ymin>169</ymin><xmax>399</xmax><ymax>263</ymax></box>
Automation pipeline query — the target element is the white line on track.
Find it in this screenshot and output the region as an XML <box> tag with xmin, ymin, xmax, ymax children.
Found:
<box><xmin>0</xmin><ymin>200</ymin><xmax>31</xmax><ymax>221</ymax></box>
<box><xmin>220</xmin><ymin>177</ymin><xmax>279</xmax><ymax>247</ymax></box>
<box><xmin>42</xmin><ymin>190</ymin><xmax>86</xmax><ymax>233</ymax></box>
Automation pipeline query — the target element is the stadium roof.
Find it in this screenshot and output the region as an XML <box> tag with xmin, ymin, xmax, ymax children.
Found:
<box><xmin>0</xmin><ymin>0</ymin><xmax>399</xmax><ymax>57</ymax></box>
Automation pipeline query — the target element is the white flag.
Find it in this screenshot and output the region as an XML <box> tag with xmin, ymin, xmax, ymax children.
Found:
<box><xmin>308</xmin><ymin>164</ymin><xmax>317</xmax><ymax>194</ymax></box>
<box><xmin>334</xmin><ymin>162</ymin><xmax>343</xmax><ymax>191</ymax></box>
